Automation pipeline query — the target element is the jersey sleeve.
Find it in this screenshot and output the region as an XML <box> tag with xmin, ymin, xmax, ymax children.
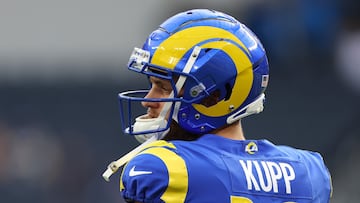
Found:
<box><xmin>120</xmin><ymin>151</ymin><xmax>169</xmax><ymax>202</ymax></box>
<box><xmin>278</xmin><ymin>145</ymin><xmax>333</xmax><ymax>202</ymax></box>
<box><xmin>302</xmin><ymin>151</ymin><xmax>333</xmax><ymax>202</ymax></box>
<box><xmin>120</xmin><ymin>141</ymin><xmax>189</xmax><ymax>203</ymax></box>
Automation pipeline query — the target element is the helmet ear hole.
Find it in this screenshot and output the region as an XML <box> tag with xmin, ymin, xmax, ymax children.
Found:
<box><xmin>198</xmin><ymin>82</ymin><xmax>232</xmax><ymax>107</ymax></box>
<box><xmin>224</xmin><ymin>83</ymin><xmax>232</xmax><ymax>101</ymax></box>
<box><xmin>200</xmin><ymin>90</ymin><xmax>221</xmax><ymax>107</ymax></box>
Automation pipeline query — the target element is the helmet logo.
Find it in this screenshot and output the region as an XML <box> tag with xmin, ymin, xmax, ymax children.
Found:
<box><xmin>245</xmin><ymin>141</ymin><xmax>258</xmax><ymax>154</ymax></box>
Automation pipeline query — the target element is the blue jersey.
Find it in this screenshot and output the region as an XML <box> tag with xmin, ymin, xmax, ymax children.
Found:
<box><xmin>120</xmin><ymin>134</ymin><xmax>332</xmax><ymax>203</ymax></box>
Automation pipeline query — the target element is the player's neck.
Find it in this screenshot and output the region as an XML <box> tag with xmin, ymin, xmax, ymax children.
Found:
<box><xmin>211</xmin><ymin>121</ymin><xmax>245</xmax><ymax>140</ymax></box>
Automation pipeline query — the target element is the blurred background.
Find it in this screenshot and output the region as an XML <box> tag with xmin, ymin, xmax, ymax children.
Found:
<box><xmin>0</xmin><ymin>0</ymin><xmax>359</xmax><ymax>202</ymax></box>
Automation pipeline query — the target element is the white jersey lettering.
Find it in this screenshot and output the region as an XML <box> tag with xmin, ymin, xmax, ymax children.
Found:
<box><xmin>239</xmin><ymin>160</ymin><xmax>296</xmax><ymax>194</ymax></box>
<box><xmin>267</xmin><ymin>161</ymin><xmax>282</xmax><ymax>193</ymax></box>
<box><xmin>279</xmin><ymin>162</ymin><xmax>295</xmax><ymax>194</ymax></box>
<box><xmin>239</xmin><ymin>160</ymin><xmax>260</xmax><ymax>191</ymax></box>
<box><xmin>254</xmin><ymin>161</ymin><xmax>272</xmax><ymax>192</ymax></box>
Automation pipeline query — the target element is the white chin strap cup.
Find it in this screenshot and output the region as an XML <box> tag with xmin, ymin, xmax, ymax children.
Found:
<box><xmin>133</xmin><ymin>115</ymin><xmax>168</xmax><ymax>143</ymax></box>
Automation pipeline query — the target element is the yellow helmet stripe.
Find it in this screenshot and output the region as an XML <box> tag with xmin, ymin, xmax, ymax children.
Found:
<box><xmin>151</xmin><ymin>26</ymin><xmax>249</xmax><ymax>69</ymax></box>
<box><xmin>193</xmin><ymin>40</ymin><xmax>253</xmax><ymax>117</ymax></box>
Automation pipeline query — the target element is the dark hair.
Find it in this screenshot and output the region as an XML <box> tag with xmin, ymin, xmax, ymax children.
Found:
<box><xmin>162</xmin><ymin>120</ymin><xmax>202</xmax><ymax>141</ymax></box>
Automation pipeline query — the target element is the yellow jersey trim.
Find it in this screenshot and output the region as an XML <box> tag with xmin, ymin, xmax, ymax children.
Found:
<box><xmin>140</xmin><ymin>146</ymin><xmax>188</xmax><ymax>203</ymax></box>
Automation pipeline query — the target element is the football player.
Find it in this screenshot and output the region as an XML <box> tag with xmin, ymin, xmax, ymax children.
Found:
<box><xmin>103</xmin><ymin>9</ymin><xmax>332</xmax><ymax>203</ymax></box>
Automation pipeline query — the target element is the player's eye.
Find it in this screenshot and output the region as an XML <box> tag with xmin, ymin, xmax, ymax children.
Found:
<box><xmin>158</xmin><ymin>84</ymin><xmax>172</xmax><ymax>94</ymax></box>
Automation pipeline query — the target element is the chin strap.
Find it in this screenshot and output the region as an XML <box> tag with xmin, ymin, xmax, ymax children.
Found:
<box><xmin>102</xmin><ymin>46</ymin><xmax>202</xmax><ymax>182</ymax></box>
<box><xmin>102</xmin><ymin>135</ymin><xmax>157</xmax><ymax>182</ymax></box>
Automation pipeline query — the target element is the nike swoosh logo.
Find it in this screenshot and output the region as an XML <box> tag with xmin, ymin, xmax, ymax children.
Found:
<box><xmin>129</xmin><ymin>166</ymin><xmax>152</xmax><ymax>177</ymax></box>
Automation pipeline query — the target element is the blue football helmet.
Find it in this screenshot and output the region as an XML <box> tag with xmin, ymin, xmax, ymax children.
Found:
<box><xmin>118</xmin><ymin>9</ymin><xmax>269</xmax><ymax>141</ymax></box>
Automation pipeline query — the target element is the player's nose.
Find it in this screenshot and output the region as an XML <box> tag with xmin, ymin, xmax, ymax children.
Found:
<box><xmin>141</xmin><ymin>88</ymin><xmax>160</xmax><ymax>109</ymax></box>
